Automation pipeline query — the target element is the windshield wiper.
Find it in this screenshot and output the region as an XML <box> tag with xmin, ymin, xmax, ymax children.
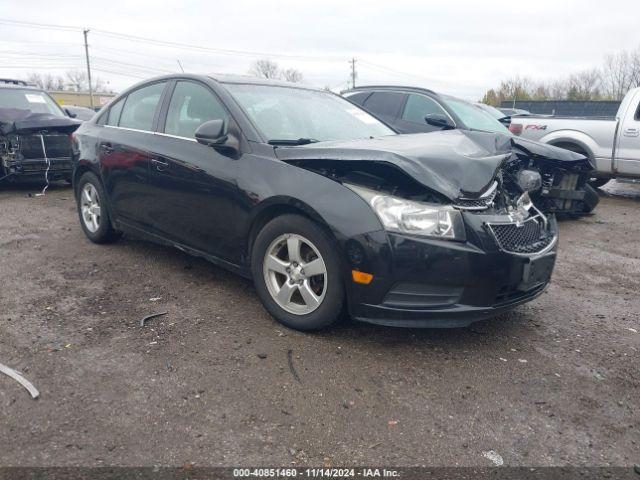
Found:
<box><xmin>267</xmin><ymin>138</ymin><xmax>320</xmax><ymax>146</ymax></box>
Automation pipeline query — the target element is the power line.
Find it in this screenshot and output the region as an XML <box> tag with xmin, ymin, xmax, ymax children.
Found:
<box><xmin>0</xmin><ymin>17</ymin><xmax>345</xmax><ymax>62</ymax></box>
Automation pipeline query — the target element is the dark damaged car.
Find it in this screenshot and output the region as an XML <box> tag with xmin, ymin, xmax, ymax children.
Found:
<box><xmin>72</xmin><ymin>74</ymin><xmax>560</xmax><ymax>331</ymax></box>
<box><xmin>0</xmin><ymin>79</ymin><xmax>79</xmax><ymax>184</ymax></box>
<box><xmin>343</xmin><ymin>86</ymin><xmax>599</xmax><ymax>215</ymax></box>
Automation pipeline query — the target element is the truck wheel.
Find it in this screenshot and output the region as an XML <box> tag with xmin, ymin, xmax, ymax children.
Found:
<box><xmin>76</xmin><ymin>171</ymin><xmax>121</xmax><ymax>244</ymax></box>
<box><xmin>251</xmin><ymin>214</ymin><xmax>345</xmax><ymax>331</ymax></box>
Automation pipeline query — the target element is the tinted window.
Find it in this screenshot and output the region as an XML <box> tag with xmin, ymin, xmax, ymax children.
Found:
<box><xmin>344</xmin><ymin>91</ymin><xmax>370</xmax><ymax>106</ymax></box>
<box><xmin>105</xmin><ymin>98</ymin><xmax>125</xmax><ymax>126</ymax></box>
<box><xmin>119</xmin><ymin>82</ymin><xmax>166</xmax><ymax>131</ymax></box>
<box><xmin>164</xmin><ymin>81</ymin><xmax>229</xmax><ymax>138</ymax></box>
<box><xmin>362</xmin><ymin>92</ymin><xmax>406</xmax><ymax>118</ymax></box>
<box><xmin>402</xmin><ymin>94</ymin><xmax>448</xmax><ymax>123</ymax></box>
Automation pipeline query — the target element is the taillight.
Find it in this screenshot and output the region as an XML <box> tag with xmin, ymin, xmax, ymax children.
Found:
<box><xmin>509</xmin><ymin>123</ymin><xmax>523</xmax><ymax>135</ymax></box>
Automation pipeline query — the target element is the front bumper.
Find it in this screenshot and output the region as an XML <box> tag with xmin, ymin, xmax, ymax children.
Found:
<box><xmin>345</xmin><ymin>214</ymin><xmax>558</xmax><ymax>328</ymax></box>
<box><xmin>1</xmin><ymin>157</ymin><xmax>72</xmax><ymax>180</ymax></box>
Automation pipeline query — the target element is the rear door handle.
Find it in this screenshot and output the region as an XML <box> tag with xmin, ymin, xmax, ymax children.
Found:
<box><xmin>99</xmin><ymin>142</ymin><xmax>114</xmax><ymax>153</ymax></box>
<box><xmin>151</xmin><ymin>158</ymin><xmax>169</xmax><ymax>171</ymax></box>
<box><xmin>623</xmin><ymin>128</ymin><xmax>639</xmax><ymax>137</ymax></box>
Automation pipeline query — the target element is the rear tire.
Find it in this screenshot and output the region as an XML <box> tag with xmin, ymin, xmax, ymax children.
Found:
<box><xmin>251</xmin><ymin>214</ymin><xmax>345</xmax><ymax>331</ymax></box>
<box><xmin>76</xmin><ymin>171</ymin><xmax>121</xmax><ymax>244</ymax></box>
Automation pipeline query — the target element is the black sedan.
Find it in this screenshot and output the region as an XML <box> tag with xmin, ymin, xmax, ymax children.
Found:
<box><xmin>72</xmin><ymin>74</ymin><xmax>559</xmax><ymax>331</ymax></box>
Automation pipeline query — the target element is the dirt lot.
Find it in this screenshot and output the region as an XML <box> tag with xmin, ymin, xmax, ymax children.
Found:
<box><xmin>0</xmin><ymin>181</ymin><xmax>638</xmax><ymax>467</ymax></box>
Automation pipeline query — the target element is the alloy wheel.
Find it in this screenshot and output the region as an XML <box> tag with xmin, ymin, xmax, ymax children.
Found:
<box><xmin>263</xmin><ymin>233</ymin><xmax>327</xmax><ymax>315</ymax></box>
<box><xmin>80</xmin><ymin>183</ymin><xmax>101</xmax><ymax>233</ymax></box>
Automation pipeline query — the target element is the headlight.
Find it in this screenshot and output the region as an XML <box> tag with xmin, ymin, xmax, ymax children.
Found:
<box><xmin>347</xmin><ymin>184</ymin><xmax>466</xmax><ymax>241</ymax></box>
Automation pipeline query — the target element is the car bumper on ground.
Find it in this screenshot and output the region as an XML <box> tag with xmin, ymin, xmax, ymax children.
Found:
<box><xmin>346</xmin><ymin>215</ymin><xmax>558</xmax><ymax>328</ymax></box>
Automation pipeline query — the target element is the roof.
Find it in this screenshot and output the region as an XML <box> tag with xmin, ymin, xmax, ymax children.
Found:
<box><xmin>0</xmin><ymin>79</ymin><xmax>39</xmax><ymax>90</ymax></box>
<box><xmin>342</xmin><ymin>85</ymin><xmax>439</xmax><ymax>97</ymax></box>
<box><xmin>209</xmin><ymin>73</ymin><xmax>319</xmax><ymax>90</ymax></box>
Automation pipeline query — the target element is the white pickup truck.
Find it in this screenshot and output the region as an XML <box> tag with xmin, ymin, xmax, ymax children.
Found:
<box><xmin>509</xmin><ymin>87</ymin><xmax>640</xmax><ymax>187</ymax></box>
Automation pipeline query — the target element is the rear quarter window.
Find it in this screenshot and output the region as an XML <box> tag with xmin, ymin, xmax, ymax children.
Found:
<box><xmin>344</xmin><ymin>91</ymin><xmax>371</xmax><ymax>106</ymax></box>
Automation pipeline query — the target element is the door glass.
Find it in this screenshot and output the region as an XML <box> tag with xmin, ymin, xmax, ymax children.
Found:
<box><xmin>164</xmin><ymin>81</ymin><xmax>229</xmax><ymax>138</ymax></box>
<box><xmin>119</xmin><ymin>82</ymin><xmax>166</xmax><ymax>131</ymax></box>
<box><xmin>106</xmin><ymin>97</ymin><xmax>125</xmax><ymax>126</ymax></box>
<box><xmin>402</xmin><ymin>94</ymin><xmax>448</xmax><ymax>123</ymax></box>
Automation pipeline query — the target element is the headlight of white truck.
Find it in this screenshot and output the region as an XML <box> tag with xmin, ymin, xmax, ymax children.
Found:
<box><xmin>347</xmin><ymin>184</ymin><xmax>466</xmax><ymax>241</ymax></box>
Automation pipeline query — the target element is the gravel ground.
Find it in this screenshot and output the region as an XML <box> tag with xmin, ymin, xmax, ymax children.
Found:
<box><xmin>0</xmin><ymin>180</ymin><xmax>638</xmax><ymax>467</ymax></box>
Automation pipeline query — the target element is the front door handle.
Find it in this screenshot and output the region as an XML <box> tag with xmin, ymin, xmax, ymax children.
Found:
<box><xmin>99</xmin><ymin>142</ymin><xmax>114</xmax><ymax>154</ymax></box>
<box><xmin>151</xmin><ymin>158</ymin><xmax>169</xmax><ymax>171</ymax></box>
<box><xmin>623</xmin><ymin>128</ymin><xmax>639</xmax><ymax>137</ymax></box>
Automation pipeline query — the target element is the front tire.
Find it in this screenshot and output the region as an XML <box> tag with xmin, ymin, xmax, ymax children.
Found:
<box><xmin>251</xmin><ymin>214</ymin><xmax>345</xmax><ymax>331</ymax></box>
<box><xmin>76</xmin><ymin>171</ymin><xmax>121</xmax><ymax>244</ymax></box>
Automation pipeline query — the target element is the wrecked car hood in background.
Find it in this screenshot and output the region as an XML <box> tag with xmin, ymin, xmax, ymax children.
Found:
<box><xmin>0</xmin><ymin>109</ymin><xmax>80</xmax><ymax>135</ymax></box>
<box><xmin>276</xmin><ymin>129</ymin><xmax>590</xmax><ymax>200</ymax></box>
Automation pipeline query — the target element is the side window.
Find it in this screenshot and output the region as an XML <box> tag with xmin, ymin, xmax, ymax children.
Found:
<box><xmin>362</xmin><ymin>92</ymin><xmax>406</xmax><ymax>118</ymax></box>
<box><xmin>345</xmin><ymin>91</ymin><xmax>371</xmax><ymax>107</ymax></box>
<box><xmin>402</xmin><ymin>94</ymin><xmax>448</xmax><ymax>124</ymax></box>
<box><xmin>106</xmin><ymin>97</ymin><xmax>125</xmax><ymax>126</ymax></box>
<box><xmin>119</xmin><ymin>82</ymin><xmax>166</xmax><ymax>131</ymax></box>
<box><xmin>164</xmin><ymin>81</ymin><xmax>229</xmax><ymax>139</ymax></box>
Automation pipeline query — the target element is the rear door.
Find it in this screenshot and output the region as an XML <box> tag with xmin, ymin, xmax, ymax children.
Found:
<box><xmin>615</xmin><ymin>89</ymin><xmax>640</xmax><ymax>176</ymax></box>
<box><xmin>99</xmin><ymin>81</ymin><xmax>168</xmax><ymax>229</ymax></box>
<box><xmin>145</xmin><ymin>79</ymin><xmax>240</xmax><ymax>260</ymax></box>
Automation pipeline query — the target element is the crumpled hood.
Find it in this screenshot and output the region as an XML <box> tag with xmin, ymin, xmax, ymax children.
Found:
<box><xmin>275</xmin><ymin>129</ymin><xmax>589</xmax><ymax>200</ymax></box>
<box><xmin>0</xmin><ymin>109</ymin><xmax>81</xmax><ymax>136</ymax></box>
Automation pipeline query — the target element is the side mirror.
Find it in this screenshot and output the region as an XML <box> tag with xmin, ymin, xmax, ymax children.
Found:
<box><xmin>195</xmin><ymin>119</ymin><xmax>227</xmax><ymax>146</ymax></box>
<box><xmin>64</xmin><ymin>108</ymin><xmax>77</xmax><ymax>118</ymax></box>
<box><xmin>425</xmin><ymin>113</ymin><xmax>455</xmax><ymax>130</ymax></box>
<box><xmin>195</xmin><ymin>119</ymin><xmax>239</xmax><ymax>155</ymax></box>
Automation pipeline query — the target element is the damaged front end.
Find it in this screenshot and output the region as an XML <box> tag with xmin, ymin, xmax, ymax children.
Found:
<box><xmin>0</xmin><ymin>111</ymin><xmax>79</xmax><ymax>182</ymax></box>
<box><xmin>499</xmin><ymin>138</ymin><xmax>599</xmax><ymax>215</ymax></box>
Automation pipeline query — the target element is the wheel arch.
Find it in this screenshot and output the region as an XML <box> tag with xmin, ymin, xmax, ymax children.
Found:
<box><xmin>246</xmin><ymin>196</ymin><xmax>338</xmax><ymax>263</ymax></box>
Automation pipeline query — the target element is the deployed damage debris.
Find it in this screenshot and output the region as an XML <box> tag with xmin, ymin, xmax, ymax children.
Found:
<box><xmin>0</xmin><ymin>362</ymin><xmax>39</xmax><ymax>399</ymax></box>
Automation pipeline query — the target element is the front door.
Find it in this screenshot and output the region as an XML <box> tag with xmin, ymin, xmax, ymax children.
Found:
<box><xmin>146</xmin><ymin>80</ymin><xmax>240</xmax><ymax>261</ymax></box>
<box><xmin>616</xmin><ymin>89</ymin><xmax>640</xmax><ymax>176</ymax></box>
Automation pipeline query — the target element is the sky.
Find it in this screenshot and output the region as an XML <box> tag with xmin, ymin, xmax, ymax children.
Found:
<box><xmin>0</xmin><ymin>0</ymin><xmax>638</xmax><ymax>100</ymax></box>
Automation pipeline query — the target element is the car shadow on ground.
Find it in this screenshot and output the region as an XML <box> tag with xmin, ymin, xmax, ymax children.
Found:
<box><xmin>114</xmin><ymin>229</ymin><xmax>537</xmax><ymax>354</ymax></box>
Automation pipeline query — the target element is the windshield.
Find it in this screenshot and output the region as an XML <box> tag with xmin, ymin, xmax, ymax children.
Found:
<box><xmin>224</xmin><ymin>84</ymin><xmax>394</xmax><ymax>143</ymax></box>
<box><xmin>0</xmin><ymin>88</ymin><xmax>65</xmax><ymax>117</ymax></box>
<box><xmin>476</xmin><ymin>103</ymin><xmax>506</xmax><ymax>120</ymax></box>
<box><xmin>443</xmin><ymin>97</ymin><xmax>508</xmax><ymax>134</ymax></box>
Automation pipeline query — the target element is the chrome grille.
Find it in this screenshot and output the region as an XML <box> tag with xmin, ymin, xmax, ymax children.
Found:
<box><xmin>488</xmin><ymin>215</ymin><xmax>555</xmax><ymax>255</ymax></box>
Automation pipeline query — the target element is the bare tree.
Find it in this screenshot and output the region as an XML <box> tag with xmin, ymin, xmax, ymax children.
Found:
<box><xmin>26</xmin><ymin>73</ymin><xmax>65</xmax><ymax>90</ymax></box>
<box><xmin>250</xmin><ymin>59</ymin><xmax>280</xmax><ymax>79</ymax></box>
<box><xmin>282</xmin><ymin>68</ymin><xmax>303</xmax><ymax>83</ymax></box>
<box><xmin>601</xmin><ymin>47</ymin><xmax>640</xmax><ymax>100</ymax></box>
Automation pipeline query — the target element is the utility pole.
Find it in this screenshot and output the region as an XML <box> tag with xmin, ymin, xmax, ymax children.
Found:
<box><xmin>83</xmin><ymin>29</ymin><xmax>94</xmax><ymax>109</ymax></box>
<box><xmin>350</xmin><ymin>58</ymin><xmax>357</xmax><ymax>89</ymax></box>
